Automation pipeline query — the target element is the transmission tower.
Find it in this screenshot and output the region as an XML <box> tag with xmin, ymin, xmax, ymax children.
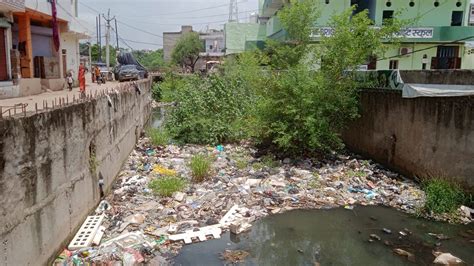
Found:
<box><xmin>229</xmin><ymin>0</ymin><xmax>239</xmax><ymax>22</ymax></box>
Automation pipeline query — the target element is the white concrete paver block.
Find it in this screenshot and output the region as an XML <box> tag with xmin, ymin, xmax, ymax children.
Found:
<box><xmin>68</xmin><ymin>215</ymin><xmax>104</xmax><ymax>250</ymax></box>
<box><xmin>168</xmin><ymin>225</ymin><xmax>222</xmax><ymax>244</ymax></box>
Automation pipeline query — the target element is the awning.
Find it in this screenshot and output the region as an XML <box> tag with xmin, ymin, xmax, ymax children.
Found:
<box><xmin>355</xmin><ymin>70</ymin><xmax>474</xmax><ymax>98</ymax></box>
<box><xmin>402</xmin><ymin>84</ymin><xmax>474</xmax><ymax>98</ymax></box>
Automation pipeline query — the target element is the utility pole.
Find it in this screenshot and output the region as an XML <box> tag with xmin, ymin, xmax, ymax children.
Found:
<box><xmin>88</xmin><ymin>40</ymin><xmax>92</xmax><ymax>69</ymax></box>
<box><xmin>115</xmin><ymin>18</ymin><xmax>120</xmax><ymax>52</ymax></box>
<box><xmin>102</xmin><ymin>9</ymin><xmax>115</xmax><ymax>73</ymax></box>
<box><xmin>229</xmin><ymin>0</ymin><xmax>239</xmax><ymax>22</ymax></box>
<box><xmin>98</xmin><ymin>15</ymin><xmax>102</xmax><ymax>62</ymax></box>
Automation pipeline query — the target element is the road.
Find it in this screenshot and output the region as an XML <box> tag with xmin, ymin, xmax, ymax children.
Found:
<box><xmin>0</xmin><ymin>74</ymin><xmax>127</xmax><ymax>116</ymax></box>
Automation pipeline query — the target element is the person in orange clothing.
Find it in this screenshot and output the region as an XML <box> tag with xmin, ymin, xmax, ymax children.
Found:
<box><xmin>78</xmin><ymin>63</ymin><xmax>87</xmax><ymax>98</ymax></box>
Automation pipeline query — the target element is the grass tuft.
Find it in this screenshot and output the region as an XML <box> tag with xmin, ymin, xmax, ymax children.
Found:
<box><xmin>148</xmin><ymin>176</ymin><xmax>186</xmax><ymax>197</ymax></box>
<box><xmin>189</xmin><ymin>154</ymin><xmax>213</xmax><ymax>182</ymax></box>
<box><xmin>147</xmin><ymin>128</ymin><xmax>170</xmax><ymax>147</ymax></box>
<box><xmin>423</xmin><ymin>179</ymin><xmax>465</xmax><ymax>214</ymax></box>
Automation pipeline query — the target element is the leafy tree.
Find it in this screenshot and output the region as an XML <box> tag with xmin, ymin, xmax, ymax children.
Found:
<box><xmin>87</xmin><ymin>44</ymin><xmax>117</xmax><ymax>66</ymax></box>
<box><xmin>278</xmin><ymin>0</ymin><xmax>319</xmax><ymax>45</ymax></box>
<box><xmin>133</xmin><ymin>49</ymin><xmax>165</xmax><ymax>70</ymax></box>
<box><xmin>253</xmin><ymin>4</ymin><xmax>406</xmax><ymax>156</ymax></box>
<box><xmin>171</xmin><ymin>32</ymin><xmax>203</xmax><ymax>72</ymax></box>
<box><xmin>264</xmin><ymin>0</ymin><xmax>319</xmax><ymax>69</ymax></box>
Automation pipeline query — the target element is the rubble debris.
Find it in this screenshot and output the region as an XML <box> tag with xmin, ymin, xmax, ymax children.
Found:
<box><xmin>230</xmin><ymin>221</ymin><xmax>252</xmax><ymax>235</ymax></box>
<box><xmin>221</xmin><ymin>250</ymin><xmax>250</xmax><ymax>263</ymax></box>
<box><xmin>59</xmin><ymin>137</ymin><xmax>469</xmax><ymax>264</ymax></box>
<box><xmin>382</xmin><ymin>228</ymin><xmax>392</xmax><ymax>234</ymax></box>
<box><xmin>432</xmin><ymin>251</ymin><xmax>464</xmax><ymax>265</ymax></box>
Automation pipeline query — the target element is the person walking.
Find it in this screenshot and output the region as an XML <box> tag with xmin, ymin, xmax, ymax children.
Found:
<box><xmin>66</xmin><ymin>71</ymin><xmax>74</xmax><ymax>91</ymax></box>
<box><xmin>95</xmin><ymin>65</ymin><xmax>102</xmax><ymax>85</ymax></box>
<box><xmin>78</xmin><ymin>63</ymin><xmax>87</xmax><ymax>98</ymax></box>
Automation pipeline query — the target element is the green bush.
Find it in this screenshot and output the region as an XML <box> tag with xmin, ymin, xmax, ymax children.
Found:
<box><xmin>152</xmin><ymin>73</ymin><xmax>190</xmax><ymax>102</ymax></box>
<box><xmin>423</xmin><ymin>179</ymin><xmax>465</xmax><ymax>214</ymax></box>
<box><xmin>189</xmin><ymin>154</ymin><xmax>213</xmax><ymax>182</ymax></box>
<box><xmin>253</xmin><ymin>65</ymin><xmax>359</xmax><ymax>156</ymax></box>
<box><xmin>165</xmin><ymin>75</ymin><xmax>254</xmax><ymax>145</ymax></box>
<box><xmin>148</xmin><ymin>176</ymin><xmax>186</xmax><ymax>197</ymax></box>
<box><xmin>147</xmin><ymin>128</ymin><xmax>170</xmax><ymax>147</ymax></box>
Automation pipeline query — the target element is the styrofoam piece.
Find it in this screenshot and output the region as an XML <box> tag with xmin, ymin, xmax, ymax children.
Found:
<box><xmin>168</xmin><ymin>225</ymin><xmax>222</xmax><ymax>244</ymax></box>
<box><xmin>92</xmin><ymin>226</ymin><xmax>106</xmax><ymax>246</ymax></box>
<box><xmin>68</xmin><ymin>215</ymin><xmax>104</xmax><ymax>250</ymax></box>
<box><xmin>168</xmin><ymin>224</ymin><xmax>178</xmax><ymax>234</ymax></box>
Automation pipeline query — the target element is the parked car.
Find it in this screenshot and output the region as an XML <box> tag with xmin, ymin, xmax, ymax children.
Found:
<box><xmin>95</xmin><ymin>63</ymin><xmax>114</xmax><ymax>81</ymax></box>
<box><xmin>116</xmin><ymin>65</ymin><xmax>146</xmax><ymax>82</ymax></box>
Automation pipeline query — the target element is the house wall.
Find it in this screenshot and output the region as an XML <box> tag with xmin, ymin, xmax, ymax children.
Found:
<box><xmin>378</xmin><ymin>44</ymin><xmax>438</xmax><ymax>70</ymax></box>
<box><xmin>163</xmin><ymin>32</ymin><xmax>182</xmax><ymax>62</ymax></box>
<box><xmin>225</xmin><ymin>22</ymin><xmax>266</xmax><ymax>55</ymax></box>
<box><xmin>25</xmin><ymin>0</ymin><xmax>76</xmax><ymax>22</ymax></box>
<box><xmin>0</xmin><ymin>80</ymin><xmax>152</xmax><ymax>266</ymax></box>
<box><xmin>373</xmin><ymin>0</ymin><xmax>471</xmax><ymax>26</ymax></box>
<box><xmin>61</xmin><ymin>33</ymin><xmax>80</xmax><ymax>74</ymax></box>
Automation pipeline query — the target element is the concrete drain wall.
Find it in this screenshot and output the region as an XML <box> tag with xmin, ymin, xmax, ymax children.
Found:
<box><xmin>0</xmin><ymin>80</ymin><xmax>152</xmax><ymax>265</ymax></box>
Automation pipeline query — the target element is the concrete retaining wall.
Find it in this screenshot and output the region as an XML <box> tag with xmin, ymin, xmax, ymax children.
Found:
<box><xmin>0</xmin><ymin>80</ymin><xmax>152</xmax><ymax>265</ymax></box>
<box><xmin>400</xmin><ymin>70</ymin><xmax>474</xmax><ymax>85</ymax></box>
<box><xmin>343</xmin><ymin>90</ymin><xmax>474</xmax><ymax>188</ymax></box>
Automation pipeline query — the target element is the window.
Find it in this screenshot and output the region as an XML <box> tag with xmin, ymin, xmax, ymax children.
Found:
<box><xmin>389</xmin><ymin>60</ymin><xmax>399</xmax><ymax>70</ymax></box>
<box><xmin>382</xmin><ymin>10</ymin><xmax>394</xmax><ymax>25</ymax></box>
<box><xmin>422</xmin><ymin>54</ymin><xmax>428</xmax><ymax>70</ymax></box>
<box><xmin>451</xmin><ymin>11</ymin><xmax>463</xmax><ymax>26</ymax></box>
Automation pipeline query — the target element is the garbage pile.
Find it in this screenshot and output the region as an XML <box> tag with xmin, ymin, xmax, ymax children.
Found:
<box><xmin>54</xmin><ymin>138</ymin><xmax>467</xmax><ymax>265</ymax></box>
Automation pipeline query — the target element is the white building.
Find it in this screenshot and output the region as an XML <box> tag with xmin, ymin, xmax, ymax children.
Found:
<box><xmin>0</xmin><ymin>0</ymin><xmax>89</xmax><ymax>100</ymax></box>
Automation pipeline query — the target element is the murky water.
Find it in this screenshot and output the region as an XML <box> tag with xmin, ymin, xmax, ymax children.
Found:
<box><xmin>174</xmin><ymin>206</ymin><xmax>474</xmax><ymax>266</ymax></box>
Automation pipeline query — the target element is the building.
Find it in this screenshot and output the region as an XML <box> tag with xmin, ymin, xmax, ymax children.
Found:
<box><xmin>163</xmin><ymin>25</ymin><xmax>193</xmax><ymax>63</ymax></box>
<box><xmin>228</xmin><ymin>0</ymin><xmax>474</xmax><ymax>70</ymax></box>
<box><xmin>163</xmin><ymin>26</ymin><xmax>226</xmax><ymax>70</ymax></box>
<box><xmin>224</xmin><ymin>22</ymin><xmax>266</xmax><ymax>55</ymax></box>
<box><xmin>0</xmin><ymin>0</ymin><xmax>25</xmax><ymax>99</ymax></box>
<box><xmin>470</xmin><ymin>3</ymin><xmax>474</xmax><ymax>25</ymax></box>
<box><xmin>0</xmin><ymin>0</ymin><xmax>89</xmax><ymax>100</ymax></box>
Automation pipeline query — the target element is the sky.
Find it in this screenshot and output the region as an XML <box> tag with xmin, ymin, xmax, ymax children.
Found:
<box><xmin>79</xmin><ymin>0</ymin><xmax>259</xmax><ymax>50</ymax></box>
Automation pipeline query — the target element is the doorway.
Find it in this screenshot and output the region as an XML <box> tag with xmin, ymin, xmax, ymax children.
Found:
<box><xmin>0</xmin><ymin>28</ymin><xmax>8</xmax><ymax>81</ymax></box>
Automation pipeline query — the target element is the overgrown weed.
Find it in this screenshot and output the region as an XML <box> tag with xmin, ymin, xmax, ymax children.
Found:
<box><xmin>190</xmin><ymin>154</ymin><xmax>213</xmax><ymax>182</ymax></box>
<box><xmin>149</xmin><ymin>176</ymin><xmax>186</xmax><ymax>197</ymax></box>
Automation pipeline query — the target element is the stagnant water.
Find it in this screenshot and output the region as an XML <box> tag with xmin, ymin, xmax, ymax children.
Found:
<box><xmin>174</xmin><ymin>206</ymin><xmax>473</xmax><ymax>266</ymax></box>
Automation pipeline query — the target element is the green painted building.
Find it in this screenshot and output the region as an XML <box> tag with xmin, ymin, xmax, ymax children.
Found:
<box><xmin>224</xmin><ymin>22</ymin><xmax>267</xmax><ymax>55</ymax></box>
<box><xmin>227</xmin><ymin>0</ymin><xmax>474</xmax><ymax>70</ymax></box>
